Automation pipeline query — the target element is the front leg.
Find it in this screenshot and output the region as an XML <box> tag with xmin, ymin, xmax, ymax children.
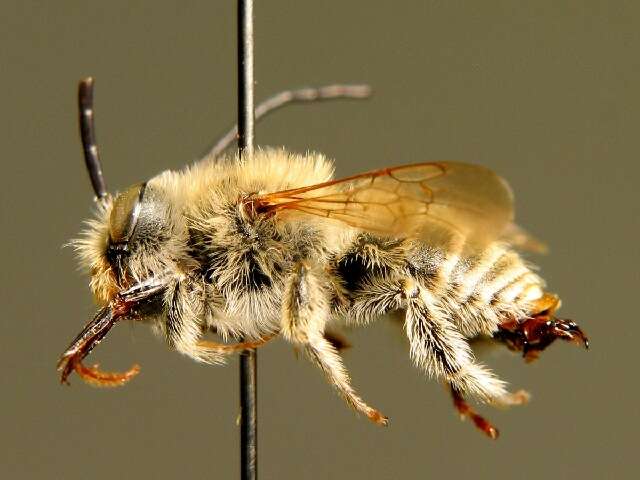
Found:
<box><xmin>165</xmin><ymin>281</ymin><xmax>270</xmax><ymax>364</ymax></box>
<box><xmin>282</xmin><ymin>261</ymin><xmax>388</xmax><ymax>426</ymax></box>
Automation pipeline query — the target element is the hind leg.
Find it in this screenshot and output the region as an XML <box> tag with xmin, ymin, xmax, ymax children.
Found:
<box><xmin>350</xmin><ymin>273</ymin><xmax>518</xmax><ymax>430</ymax></box>
<box><xmin>449</xmin><ymin>385</ymin><xmax>499</xmax><ymax>439</ymax></box>
<box><xmin>402</xmin><ymin>283</ymin><xmax>538</xmax><ymax>438</ymax></box>
<box><xmin>495</xmin><ymin>293</ymin><xmax>589</xmax><ymax>362</ymax></box>
<box><xmin>448</xmin><ymin>383</ymin><xmax>530</xmax><ymax>439</ymax></box>
<box><xmin>404</xmin><ymin>285</ymin><xmax>509</xmax><ymax>402</ymax></box>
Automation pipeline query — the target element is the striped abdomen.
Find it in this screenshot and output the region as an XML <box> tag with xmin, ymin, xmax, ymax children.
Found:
<box><xmin>430</xmin><ymin>242</ymin><xmax>547</xmax><ymax>338</ymax></box>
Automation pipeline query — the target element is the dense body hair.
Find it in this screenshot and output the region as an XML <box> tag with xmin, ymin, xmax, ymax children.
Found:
<box><xmin>59</xmin><ymin>79</ymin><xmax>587</xmax><ymax>435</ymax></box>
<box><xmin>74</xmin><ymin>149</ymin><xmax>564</xmax><ymax>423</ymax></box>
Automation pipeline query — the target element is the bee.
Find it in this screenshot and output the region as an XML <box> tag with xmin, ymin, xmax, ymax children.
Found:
<box><xmin>58</xmin><ymin>78</ymin><xmax>588</xmax><ymax>438</ymax></box>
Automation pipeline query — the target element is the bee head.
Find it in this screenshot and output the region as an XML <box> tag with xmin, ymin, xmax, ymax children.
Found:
<box><xmin>72</xmin><ymin>179</ymin><xmax>185</xmax><ymax>306</ymax></box>
<box><xmin>61</xmin><ymin>78</ymin><xmax>186</xmax><ymax>387</ymax></box>
<box><xmin>71</xmin><ymin>78</ymin><xmax>192</xmax><ymax>305</ymax></box>
<box><xmin>60</xmin><ymin>182</ymin><xmax>174</xmax><ymax>387</ymax></box>
<box><xmin>107</xmin><ymin>182</ymin><xmax>163</xmax><ymax>277</ymax></box>
<box><xmin>105</xmin><ymin>179</ymin><xmax>187</xmax><ymax>285</ymax></box>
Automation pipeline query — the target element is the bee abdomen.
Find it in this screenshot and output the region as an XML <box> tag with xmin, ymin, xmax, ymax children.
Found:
<box><xmin>439</xmin><ymin>244</ymin><xmax>545</xmax><ymax>337</ymax></box>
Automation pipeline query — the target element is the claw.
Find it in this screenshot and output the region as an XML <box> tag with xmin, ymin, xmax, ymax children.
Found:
<box><xmin>366</xmin><ymin>408</ymin><xmax>389</xmax><ymax>427</ymax></box>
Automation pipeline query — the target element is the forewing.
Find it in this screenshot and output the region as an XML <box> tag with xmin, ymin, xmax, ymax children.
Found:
<box><xmin>254</xmin><ymin>162</ymin><xmax>514</xmax><ymax>247</ymax></box>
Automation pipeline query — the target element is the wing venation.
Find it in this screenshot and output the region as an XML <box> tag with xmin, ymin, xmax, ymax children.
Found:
<box><xmin>253</xmin><ymin>162</ymin><xmax>514</xmax><ymax>248</ymax></box>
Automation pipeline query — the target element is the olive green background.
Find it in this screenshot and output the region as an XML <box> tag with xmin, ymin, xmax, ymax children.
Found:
<box><xmin>2</xmin><ymin>1</ymin><xmax>638</xmax><ymax>479</ymax></box>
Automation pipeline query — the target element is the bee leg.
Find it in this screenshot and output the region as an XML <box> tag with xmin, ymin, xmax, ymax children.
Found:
<box><xmin>495</xmin><ymin>294</ymin><xmax>588</xmax><ymax>362</ymax></box>
<box><xmin>491</xmin><ymin>389</ymin><xmax>531</xmax><ymax>407</ymax></box>
<box><xmin>164</xmin><ymin>281</ymin><xmax>272</xmax><ymax>364</ymax></box>
<box><xmin>448</xmin><ymin>383</ymin><xmax>529</xmax><ymax>439</ymax></box>
<box><xmin>305</xmin><ymin>335</ymin><xmax>388</xmax><ymax>425</ymax></box>
<box><xmin>405</xmin><ymin>290</ymin><xmax>509</xmax><ymax>402</ymax></box>
<box><xmin>449</xmin><ymin>384</ymin><xmax>499</xmax><ymax>439</ymax></box>
<box><xmin>283</xmin><ymin>262</ymin><xmax>388</xmax><ymax>426</ymax></box>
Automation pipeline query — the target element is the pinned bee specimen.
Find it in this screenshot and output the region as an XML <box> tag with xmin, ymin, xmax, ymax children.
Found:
<box><xmin>58</xmin><ymin>78</ymin><xmax>588</xmax><ymax>438</ymax></box>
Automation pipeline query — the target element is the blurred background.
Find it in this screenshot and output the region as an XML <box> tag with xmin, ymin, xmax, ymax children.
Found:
<box><xmin>2</xmin><ymin>1</ymin><xmax>638</xmax><ymax>478</ymax></box>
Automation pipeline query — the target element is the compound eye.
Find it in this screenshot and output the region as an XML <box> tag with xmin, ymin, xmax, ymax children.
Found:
<box><xmin>109</xmin><ymin>183</ymin><xmax>146</xmax><ymax>244</ymax></box>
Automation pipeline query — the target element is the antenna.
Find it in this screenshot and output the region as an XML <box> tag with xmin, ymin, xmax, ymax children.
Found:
<box><xmin>78</xmin><ymin>77</ymin><xmax>109</xmax><ymax>203</ymax></box>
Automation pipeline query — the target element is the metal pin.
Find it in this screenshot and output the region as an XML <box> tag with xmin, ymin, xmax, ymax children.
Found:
<box><xmin>237</xmin><ymin>1</ymin><xmax>257</xmax><ymax>479</ymax></box>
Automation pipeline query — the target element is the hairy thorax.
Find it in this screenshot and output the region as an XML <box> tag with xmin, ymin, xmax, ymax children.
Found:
<box><xmin>180</xmin><ymin>150</ymin><xmax>337</xmax><ymax>338</ymax></box>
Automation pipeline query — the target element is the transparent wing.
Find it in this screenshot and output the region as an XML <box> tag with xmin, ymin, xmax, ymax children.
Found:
<box><xmin>253</xmin><ymin>162</ymin><xmax>514</xmax><ymax>248</ymax></box>
<box><xmin>500</xmin><ymin>223</ymin><xmax>548</xmax><ymax>254</ymax></box>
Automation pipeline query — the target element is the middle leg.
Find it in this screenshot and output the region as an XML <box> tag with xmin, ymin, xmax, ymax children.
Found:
<box><xmin>282</xmin><ymin>261</ymin><xmax>388</xmax><ymax>425</ymax></box>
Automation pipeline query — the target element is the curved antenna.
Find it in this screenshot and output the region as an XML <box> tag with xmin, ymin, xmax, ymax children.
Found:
<box><xmin>78</xmin><ymin>77</ymin><xmax>108</xmax><ymax>203</ymax></box>
<box><xmin>204</xmin><ymin>84</ymin><xmax>372</xmax><ymax>159</ymax></box>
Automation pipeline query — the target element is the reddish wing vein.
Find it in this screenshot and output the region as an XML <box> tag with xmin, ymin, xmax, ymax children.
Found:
<box><xmin>253</xmin><ymin>162</ymin><xmax>514</xmax><ymax>247</ymax></box>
